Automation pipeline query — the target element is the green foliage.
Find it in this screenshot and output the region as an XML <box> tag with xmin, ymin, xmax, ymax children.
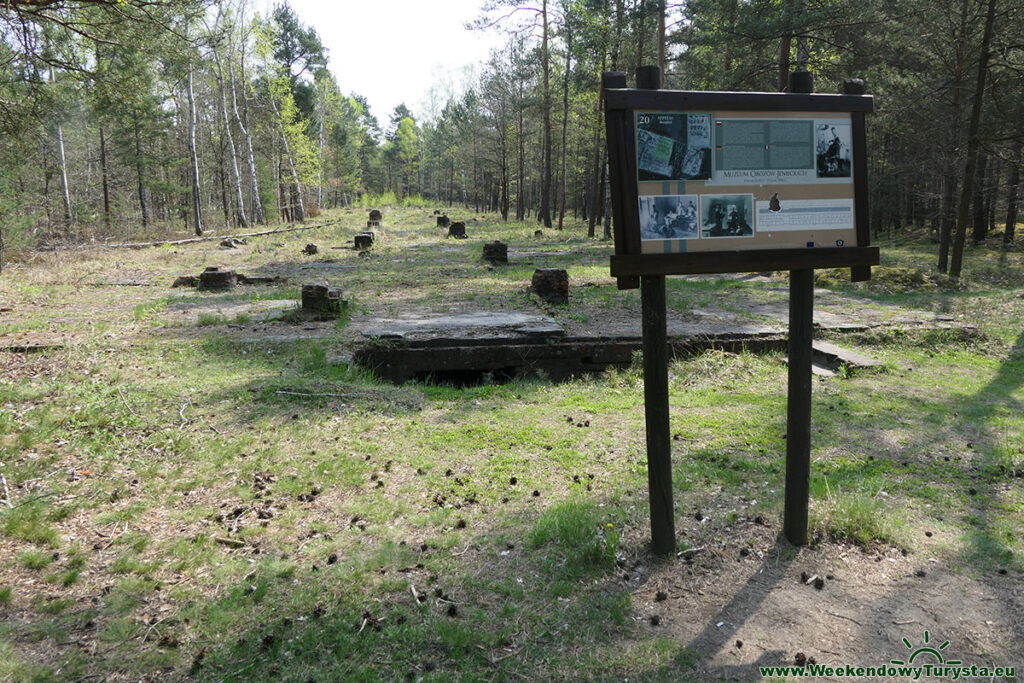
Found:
<box><xmin>133</xmin><ymin>297</ymin><xmax>169</xmax><ymax>321</ymax></box>
<box><xmin>527</xmin><ymin>499</ymin><xmax>619</xmax><ymax>574</ymax></box>
<box><xmin>353</xmin><ymin>191</ymin><xmax>427</xmax><ymax>208</ymax></box>
<box><xmin>2</xmin><ymin>502</ymin><xmax>60</xmax><ymax>546</ymax></box>
<box><xmin>197</xmin><ymin>312</ymin><xmax>227</xmax><ymax>327</ymax></box>
<box><xmin>18</xmin><ymin>549</ymin><xmax>54</xmax><ymax>570</ymax></box>
<box><xmin>811</xmin><ymin>482</ymin><xmax>905</xmax><ymax>548</ymax></box>
<box><xmin>816</xmin><ymin>267</ymin><xmax>967</xmax><ymax>293</ymax></box>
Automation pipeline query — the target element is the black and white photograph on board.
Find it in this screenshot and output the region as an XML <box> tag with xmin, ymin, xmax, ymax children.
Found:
<box><xmin>700</xmin><ymin>194</ymin><xmax>755</xmax><ymax>238</ymax></box>
<box><xmin>639</xmin><ymin>194</ymin><xmax>700</xmax><ymax>240</ymax></box>
<box><xmin>815</xmin><ymin>122</ymin><xmax>852</xmax><ymax>178</ymax></box>
<box><xmin>636</xmin><ymin>112</ymin><xmax>712</xmax><ymax>181</ymax></box>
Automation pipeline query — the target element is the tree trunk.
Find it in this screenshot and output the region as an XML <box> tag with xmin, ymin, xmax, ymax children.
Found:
<box><xmin>41</xmin><ymin>140</ymin><xmax>52</xmax><ymax>231</ymax></box>
<box><xmin>538</xmin><ymin>0</ymin><xmax>553</xmax><ymax>228</ymax></box>
<box><xmin>598</xmin><ymin>156</ymin><xmax>606</xmax><ymax>237</ymax></box>
<box><xmin>47</xmin><ymin>66</ymin><xmax>73</xmax><ymax>233</ymax></box>
<box><xmin>55</xmin><ymin>121</ymin><xmax>72</xmax><ymax>232</ymax></box>
<box><xmin>986</xmin><ymin>156</ymin><xmax>999</xmax><ymax>236</ymax></box>
<box><xmin>949</xmin><ymin>0</ymin><xmax>997</xmax><ymax>279</ymax></box>
<box><xmin>187</xmin><ymin>68</ymin><xmax>204</xmax><ymax>236</ymax></box>
<box><xmin>938</xmin><ymin>0</ymin><xmax>971</xmax><ymax>272</ymax></box>
<box><xmin>589</xmin><ymin>44</ymin><xmax>608</xmax><ymax>238</ymax></box>
<box><xmin>516</xmin><ymin>82</ymin><xmax>525</xmax><ymax>221</ymax></box>
<box><xmin>779</xmin><ymin>0</ymin><xmax>794</xmax><ymax>91</ymax></box>
<box><xmin>268</xmin><ymin>87</ymin><xmax>305</xmax><ymax>222</ymax></box>
<box><xmin>635</xmin><ymin>0</ymin><xmax>645</xmax><ymax>74</ymax></box>
<box><xmin>971</xmin><ymin>153</ymin><xmax>988</xmax><ymax>243</ymax></box>
<box><xmin>1004</xmin><ymin>140</ymin><xmax>1021</xmax><ymax>245</ymax></box>
<box><xmin>134</xmin><ymin>121</ymin><xmax>150</xmax><ymax>229</ymax></box>
<box><xmin>500</xmin><ymin>117</ymin><xmax>509</xmax><ymax>221</ymax></box>
<box><xmin>722</xmin><ymin>0</ymin><xmax>738</xmax><ymax>75</ymax></box>
<box><xmin>317</xmin><ymin>81</ymin><xmax>325</xmax><ymax>209</ymax></box>
<box><xmin>99</xmin><ymin>126</ymin><xmax>111</xmax><ymax>231</ymax></box>
<box><xmin>218</xmin><ymin>139</ymin><xmax>231</xmax><ymax>229</ymax></box>
<box><xmin>657</xmin><ymin>0</ymin><xmax>666</xmax><ymax>75</ymax></box>
<box><xmin>230</xmin><ymin>58</ymin><xmax>264</xmax><ymax>224</ymax></box>
<box><xmin>214</xmin><ymin>51</ymin><xmax>248</xmax><ymax>228</ymax></box>
<box><xmin>558</xmin><ymin>20</ymin><xmax>572</xmax><ymax>230</ymax></box>
<box><xmin>611</xmin><ymin>0</ymin><xmax>623</xmax><ymax>69</ymax></box>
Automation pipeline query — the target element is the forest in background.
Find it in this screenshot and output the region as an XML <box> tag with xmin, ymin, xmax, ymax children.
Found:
<box><xmin>0</xmin><ymin>0</ymin><xmax>1021</xmax><ymax>278</ymax></box>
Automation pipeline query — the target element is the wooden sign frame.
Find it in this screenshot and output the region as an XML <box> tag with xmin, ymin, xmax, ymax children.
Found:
<box><xmin>603</xmin><ymin>76</ymin><xmax>879</xmax><ymax>289</ymax></box>
<box><xmin>604</xmin><ymin>68</ymin><xmax>878</xmax><ymax>553</ymax></box>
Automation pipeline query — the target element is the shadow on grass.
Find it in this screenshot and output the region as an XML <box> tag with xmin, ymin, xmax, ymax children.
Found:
<box><xmin>955</xmin><ymin>329</ymin><xmax>1024</xmax><ymax>568</ymax></box>
<box><xmin>182</xmin><ymin>500</ymin><xmax>637</xmax><ymax>681</ymax></box>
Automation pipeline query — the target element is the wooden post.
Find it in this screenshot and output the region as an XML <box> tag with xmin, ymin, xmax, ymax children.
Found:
<box><xmin>784</xmin><ymin>268</ymin><xmax>813</xmax><ymax>545</ymax></box>
<box><xmin>784</xmin><ymin>70</ymin><xmax>814</xmax><ymax>546</ymax></box>
<box><xmin>642</xmin><ymin>273</ymin><xmax>674</xmax><ymax>554</ymax></box>
<box><xmin>636</xmin><ymin>65</ymin><xmax>675</xmax><ymax>555</ymax></box>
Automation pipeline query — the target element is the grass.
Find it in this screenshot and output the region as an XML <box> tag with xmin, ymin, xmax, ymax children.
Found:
<box><xmin>0</xmin><ymin>207</ymin><xmax>1021</xmax><ymax>679</ymax></box>
<box><xmin>527</xmin><ymin>499</ymin><xmax>621</xmax><ymax>575</ymax></box>
<box><xmin>810</xmin><ymin>481</ymin><xmax>906</xmax><ymax>548</ymax></box>
<box><xmin>18</xmin><ymin>549</ymin><xmax>54</xmax><ymax>570</ymax></box>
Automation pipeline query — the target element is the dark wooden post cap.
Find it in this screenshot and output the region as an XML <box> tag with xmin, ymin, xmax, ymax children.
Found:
<box><xmin>601</xmin><ymin>71</ymin><xmax>627</xmax><ymax>89</ymax></box>
<box><xmin>636</xmin><ymin>65</ymin><xmax>661</xmax><ymax>90</ymax></box>
<box><xmin>843</xmin><ymin>78</ymin><xmax>866</xmax><ymax>95</ymax></box>
<box><xmin>788</xmin><ymin>71</ymin><xmax>814</xmax><ymax>94</ymax></box>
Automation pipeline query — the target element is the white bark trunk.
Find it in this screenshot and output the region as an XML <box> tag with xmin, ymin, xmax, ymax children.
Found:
<box><xmin>230</xmin><ymin>59</ymin><xmax>264</xmax><ymax>224</ymax></box>
<box><xmin>56</xmin><ymin>122</ymin><xmax>72</xmax><ymax>231</ymax></box>
<box><xmin>187</xmin><ymin>68</ymin><xmax>204</xmax><ymax>235</ymax></box>
<box><xmin>213</xmin><ymin>50</ymin><xmax>248</xmax><ymax>227</ymax></box>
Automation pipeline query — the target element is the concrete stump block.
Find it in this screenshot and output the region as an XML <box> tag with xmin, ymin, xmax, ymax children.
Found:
<box><xmin>301</xmin><ymin>281</ymin><xmax>347</xmax><ymax>316</ymax></box>
<box><xmin>303</xmin><ymin>243</ymin><xmax>319</xmax><ymax>255</ymax></box>
<box><xmin>534</xmin><ymin>230</ymin><xmax>544</xmax><ymax>237</ymax></box>
<box><xmin>482</xmin><ymin>241</ymin><xmax>508</xmax><ymax>263</ymax></box>
<box><xmin>367</xmin><ymin>220</ymin><xmax>380</xmax><ymax>229</ymax></box>
<box><xmin>447</xmin><ymin>221</ymin><xmax>467</xmax><ymax>239</ymax></box>
<box><xmin>198</xmin><ymin>266</ymin><xmax>236</xmax><ymax>291</ymax></box>
<box><xmin>531</xmin><ymin>268</ymin><xmax>568</xmax><ymax>304</ymax></box>
<box><xmin>354</xmin><ymin>232</ymin><xmax>375</xmax><ymax>250</ymax></box>
<box><xmin>437</xmin><ymin>215</ymin><xmax>450</xmax><ymax>228</ymax></box>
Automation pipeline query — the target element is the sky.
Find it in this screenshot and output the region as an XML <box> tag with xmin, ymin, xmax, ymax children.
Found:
<box><xmin>282</xmin><ymin>0</ymin><xmax>507</xmax><ymax>125</ymax></box>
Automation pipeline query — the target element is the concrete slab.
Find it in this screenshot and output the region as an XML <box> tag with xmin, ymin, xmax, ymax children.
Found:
<box><xmin>812</xmin><ymin>363</ymin><xmax>838</xmax><ymax>377</ymax></box>
<box><xmin>812</xmin><ymin>340</ymin><xmax>882</xmax><ymax>369</ymax></box>
<box><xmin>295</xmin><ymin>263</ymin><xmax>357</xmax><ymax>274</ymax></box>
<box><xmin>161</xmin><ymin>299</ymin><xmax>297</xmax><ymax>323</ymax></box>
<box><xmin>358</xmin><ymin>311</ymin><xmax>565</xmax><ymax>341</ymax></box>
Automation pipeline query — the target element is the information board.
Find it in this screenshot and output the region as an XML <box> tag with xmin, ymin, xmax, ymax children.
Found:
<box><xmin>602</xmin><ymin>86</ymin><xmax>878</xmax><ymax>282</ymax></box>
<box><xmin>637</xmin><ymin>110</ymin><xmax>858</xmax><ymax>254</ymax></box>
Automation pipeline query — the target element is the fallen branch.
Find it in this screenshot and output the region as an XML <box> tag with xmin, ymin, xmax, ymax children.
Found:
<box><xmin>96</xmin><ymin>220</ymin><xmax>344</xmax><ymax>249</ymax></box>
<box><xmin>828</xmin><ymin>611</ymin><xmax>863</xmax><ymax>626</ymax></box>
<box><xmin>1</xmin><ymin>473</ymin><xmax>12</xmax><ymax>508</ymax></box>
<box><xmin>215</xmin><ymin>536</ymin><xmax>245</xmax><ymax>548</ymax></box>
<box><xmin>276</xmin><ymin>390</ymin><xmax>354</xmax><ymax>399</ymax></box>
<box><xmin>13</xmin><ymin>490</ymin><xmax>63</xmax><ymax>508</ymax></box>
<box><xmin>178</xmin><ymin>398</ymin><xmax>191</xmax><ymax>430</ymax></box>
<box><xmin>117</xmin><ymin>387</ymin><xmax>139</xmax><ymax>418</ymax></box>
<box><xmin>677</xmin><ymin>545</ymin><xmax>707</xmax><ymax>559</ymax></box>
